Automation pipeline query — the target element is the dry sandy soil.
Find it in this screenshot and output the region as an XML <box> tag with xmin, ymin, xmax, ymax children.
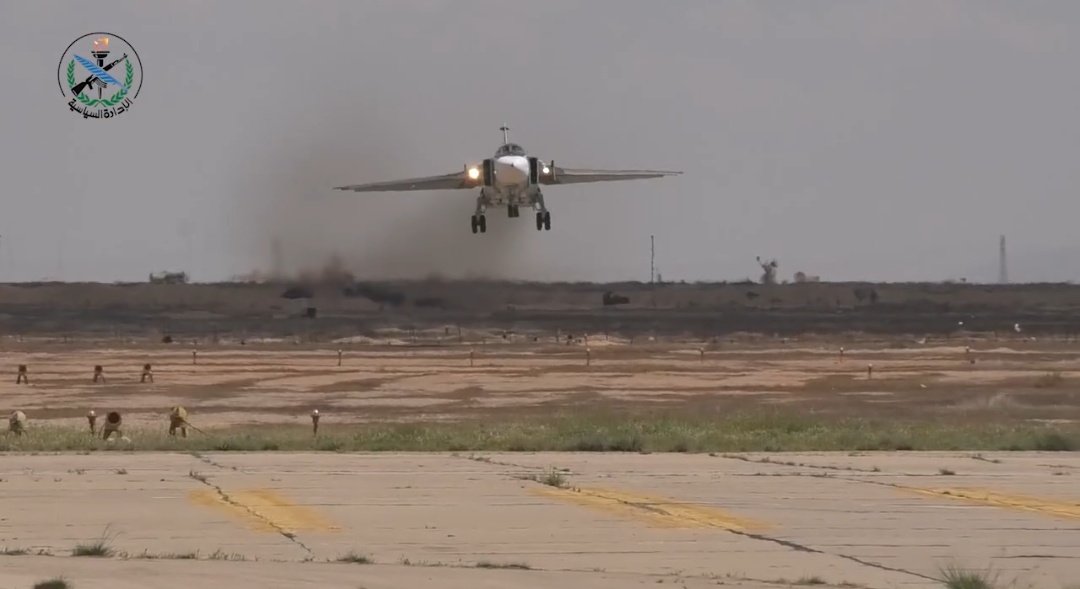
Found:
<box><xmin>3</xmin><ymin>280</ymin><xmax>1079</xmax><ymax>588</ymax></box>
<box><xmin>1</xmin><ymin>336</ymin><xmax>1079</xmax><ymax>428</ymax></box>
<box><xmin>1</xmin><ymin>452</ymin><xmax>1079</xmax><ymax>589</ymax></box>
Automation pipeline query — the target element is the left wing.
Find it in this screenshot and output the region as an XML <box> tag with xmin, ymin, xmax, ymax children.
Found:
<box><xmin>334</xmin><ymin>171</ymin><xmax>471</xmax><ymax>192</ymax></box>
<box><xmin>540</xmin><ymin>166</ymin><xmax>681</xmax><ymax>185</ymax></box>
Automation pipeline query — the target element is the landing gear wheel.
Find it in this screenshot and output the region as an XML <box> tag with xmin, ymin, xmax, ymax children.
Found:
<box><xmin>508</xmin><ymin>205</ymin><xmax>518</xmax><ymax>218</ymax></box>
<box><xmin>543</xmin><ymin>211</ymin><xmax>551</xmax><ymax>231</ymax></box>
<box><xmin>535</xmin><ymin>212</ymin><xmax>544</xmax><ymax>231</ymax></box>
<box><xmin>471</xmin><ymin>215</ymin><xmax>478</xmax><ymax>234</ymax></box>
<box><xmin>478</xmin><ymin>214</ymin><xmax>487</xmax><ymax>233</ymax></box>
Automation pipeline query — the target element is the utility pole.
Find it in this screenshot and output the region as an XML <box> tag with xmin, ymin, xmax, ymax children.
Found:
<box><xmin>650</xmin><ymin>235</ymin><xmax>655</xmax><ymax>284</ymax></box>
<box><xmin>999</xmin><ymin>235</ymin><xmax>1008</xmax><ymax>284</ymax></box>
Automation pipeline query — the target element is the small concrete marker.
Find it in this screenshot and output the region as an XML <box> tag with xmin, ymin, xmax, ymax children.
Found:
<box><xmin>192</xmin><ymin>350</ymin><xmax>198</xmax><ymax>365</ymax></box>
<box><xmin>469</xmin><ymin>349</ymin><xmax>475</xmax><ymax>367</ymax></box>
<box><xmin>311</xmin><ymin>409</ymin><xmax>320</xmax><ymax>436</ymax></box>
<box><xmin>586</xmin><ymin>347</ymin><xmax>592</xmax><ymax>367</ymax></box>
<box><xmin>337</xmin><ymin>349</ymin><xmax>343</xmax><ymax>367</ymax></box>
<box><xmin>169</xmin><ymin>406</ymin><xmax>189</xmax><ymax>438</ymax></box>
<box><xmin>102</xmin><ymin>411</ymin><xmax>122</xmax><ymax>440</ymax></box>
<box><xmin>87</xmin><ymin>410</ymin><xmax>97</xmax><ymax>435</ymax></box>
<box><xmin>8</xmin><ymin>410</ymin><xmax>27</xmax><ymax>436</ymax></box>
<box><xmin>699</xmin><ymin>347</ymin><xmax>705</xmax><ymax>362</ymax></box>
<box><xmin>867</xmin><ymin>363</ymin><xmax>874</xmax><ymax>379</ymax></box>
<box><xmin>16</xmin><ymin>364</ymin><xmax>28</xmax><ymax>384</ymax></box>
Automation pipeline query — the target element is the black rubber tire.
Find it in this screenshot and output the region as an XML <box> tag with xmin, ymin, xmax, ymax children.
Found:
<box><xmin>479</xmin><ymin>215</ymin><xmax>487</xmax><ymax>233</ymax></box>
<box><xmin>543</xmin><ymin>211</ymin><xmax>551</xmax><ymax>231</ymax></box>
<box><xmin>471</xmin><ymin>216</ymin><xmax>478</xmax><ymax>234</ymax></box>
<box><xmin>535</xmin><ymin>212</ymin><xmax>544</xmax><ymax>231</ymax></box>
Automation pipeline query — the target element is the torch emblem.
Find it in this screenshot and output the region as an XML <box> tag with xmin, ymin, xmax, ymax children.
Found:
<box><xmin>58</xmin><ymin>32</ymin><xmax>143</xmax><ymax>119</ymax></box>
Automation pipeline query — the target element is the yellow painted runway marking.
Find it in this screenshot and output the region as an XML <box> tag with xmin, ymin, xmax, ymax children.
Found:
<box><xmin>533</xmin><ymin>486</ymin><xmax>768</xmax><ymax>531</ymax></box>
<box><xmin>901</xmin><ymin>486</ymin><xmax>1080</xmax><ymax>521</ymax></box>
<box><xmin>189</xmin><ymin>488</ymin><xmax>341</xmax><ymax>533</ymax></box>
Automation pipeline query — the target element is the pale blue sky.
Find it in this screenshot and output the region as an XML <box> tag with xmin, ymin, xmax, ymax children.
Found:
<box><xmin>1</xmin><ymin>1</ymin><xmax>1078</xmax><ymax>283</ymax></box>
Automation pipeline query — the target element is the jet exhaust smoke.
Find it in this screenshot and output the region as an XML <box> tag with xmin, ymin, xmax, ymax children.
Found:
<box><xmin>227</xmin><ymin>98</ymin><xmax>528</xmax><ymax>282</ymax></box>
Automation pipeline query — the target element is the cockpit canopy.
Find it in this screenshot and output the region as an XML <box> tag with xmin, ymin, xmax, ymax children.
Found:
<box><xmin>494</xmin><ymin>143</ymin><xmax>526</xmax><ymax>157</ymax></box>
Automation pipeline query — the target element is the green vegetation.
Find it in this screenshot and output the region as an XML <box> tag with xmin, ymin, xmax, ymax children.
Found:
<box><xmin>2</xmin><ymin>412</ymin><xmax>1078</xmax><ymax>453</ymax></box>
<box><xmin>475</xmin><ymin>560</ymin><xmax>531</xmax><ymax>570</ymax></box>
<box><xmin>71</xmin><ymin>527</ymin><xmax>115</xmax><ymax>557</ymax></box>
<box><xmin>33</xmin><ymin>579</ymin><xmax>70</xmax><ymax>589</ymax></box>
<box><xmin>525</xmin><ymin>468</ymin><xmax>569</xmax><ymax>488</ymax></box>
<box><xmin>940</xmin><ymin>564</ymin><xmax>999</xmax><ymax>589</ymax></box>
<box><xmin>336</xmin><ymin>551</ymin><xmax>374</xmax><ymax>564</ymax></box>
<box><xmin>794</xmin><ymin>577</ymin><xmax>826</xmax><ymax>586</ymax></box>
<box><xmin>938</xmin><ymin>468</ymin><xmax>956</xmax><ymax>476</ymax></box>
<box><xmin>71</xmin><ymin>540</ymin><xmax>112</xmax><ymax>557</ymax></box>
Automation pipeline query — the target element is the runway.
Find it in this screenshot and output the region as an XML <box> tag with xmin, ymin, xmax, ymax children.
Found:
<box><xmin>2</xmin><ymin>451</ymin><xmax>1078</xmax><ymax>588</ymax></box>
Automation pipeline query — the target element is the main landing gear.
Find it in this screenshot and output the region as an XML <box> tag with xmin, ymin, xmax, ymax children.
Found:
<box><xmin>535</xmin><ymin>210</ymin><xmax>551</xmax><ymax>231</ymax></box>
<box><xmin>471</xmin><ymin>214</ymin><xmax>487</xmax><ymax>234</ymax></box>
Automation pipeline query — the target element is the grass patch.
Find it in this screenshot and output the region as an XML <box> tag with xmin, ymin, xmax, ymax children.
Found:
<box><xmin>938</xmin><ymin>468</ymin><xmax>956</xmax><ymax>476</ymax></box>
<box><xmin>1</xmin><ymin>411</ymin><xmax>1079</xmax><ymax>453</ymax></box>
<box><xmin>475</xmin><ymin>560</ymin><xmax>531</xmax><ymax>570</ymax></box>
<box><xmin>940</xmin><ymin>564</ymin><xmax>1000</xmax><ymax>589</ymax></box>
<box><xmin>33</xmin><ymin>579</ymin><xmax>70</xmax><ymax>589</ymax></box>
<box><xmin>336</xmin><ymin>551</ymin><xmax>374</xmax><ymax>564</ymax></box>
<box><xmin>72</xmin><ymin>527</ymin><xmax>115</xmax><ymax>557</ymax></box>
<box><xmin>794</xmin><ymin>577</ymin><xmax>826</xmax><ymax>586</ymax></box>
<box><xmin>206</xmin><ymin>549</ymin><xmax>246</xmax><ymax>561</ymax></box>
<box><xmin>529</xmin><ymin>468</ymin><xmax>568</xmax><ymax>488</ymax></box>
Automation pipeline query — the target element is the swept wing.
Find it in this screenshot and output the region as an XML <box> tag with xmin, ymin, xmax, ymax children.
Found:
<box><xmin>334</xmin><ymin>171</ymin><xmax>471</xmax><ymax>192</ymax></box>
<box><xmin>540</xmin><ymin>167</ymin><xmax>681</xmax><ymax>185</ymax></box>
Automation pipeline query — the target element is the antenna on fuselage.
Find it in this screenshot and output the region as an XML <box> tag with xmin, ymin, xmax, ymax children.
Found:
<box><xmin>500</xmin><ymin>124</ymin><xmax>510</xmax><ymax>144</ymax></box>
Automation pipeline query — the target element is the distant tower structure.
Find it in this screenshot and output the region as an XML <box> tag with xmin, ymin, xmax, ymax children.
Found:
<box><xmin>650</xmin><ymin>235</ymin><xmax>655</xmax><ymax>284</ymax></box>
<box><xmin>999</xmin><ymin>235</ymin><xmax>1008</xmax><ymax>284</ymax></box>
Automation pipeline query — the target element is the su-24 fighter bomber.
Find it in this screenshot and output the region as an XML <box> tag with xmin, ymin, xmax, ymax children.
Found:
<box><xmin>334</xmin><ymin>126</ymin><xmax>681</xmax><ymax>234</ymax></box>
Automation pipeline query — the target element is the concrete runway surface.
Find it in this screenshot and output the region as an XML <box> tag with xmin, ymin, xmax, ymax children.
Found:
<box><xmin>1</xmin><ymin>452</ymin><xmax>1078</xmax><ymax>589</ymax></box>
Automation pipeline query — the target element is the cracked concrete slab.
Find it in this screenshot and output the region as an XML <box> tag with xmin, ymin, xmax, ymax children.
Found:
<box><xmin>1</xmin><ymin>452</ymin><xmax>1078</xmax><ymax>588</ymax></box>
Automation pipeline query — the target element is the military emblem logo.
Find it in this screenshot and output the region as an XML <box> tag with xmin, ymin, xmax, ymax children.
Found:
<box><xmin>58</xmin><ymin>32</ymin><xmax>143</xmax><ymax>119</ymax></box>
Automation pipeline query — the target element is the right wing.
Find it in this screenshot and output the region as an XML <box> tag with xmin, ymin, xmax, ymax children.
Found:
<box><xmin>335</xmin><ymin>171</ymin><xmax>471</xmax><ymax>192</ymax></box>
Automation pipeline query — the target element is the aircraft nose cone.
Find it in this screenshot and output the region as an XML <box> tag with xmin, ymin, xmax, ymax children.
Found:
<box><xmin>496</xmin><ymin>157</ymin><xmax>529</xmax><ymax>185</ymax></box>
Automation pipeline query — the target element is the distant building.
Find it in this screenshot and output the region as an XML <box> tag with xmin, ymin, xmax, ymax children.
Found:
<box><xmin>149</xmin><ymin>271</ymin><xmax>189</xmax><ymax>284</ymax></box>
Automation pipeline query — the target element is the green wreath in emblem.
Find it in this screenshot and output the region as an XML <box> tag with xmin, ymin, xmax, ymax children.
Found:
<box><xmin>67</xmin><ymin>59</ymin><xmax>134</xmax><ymax>107</ymax></box>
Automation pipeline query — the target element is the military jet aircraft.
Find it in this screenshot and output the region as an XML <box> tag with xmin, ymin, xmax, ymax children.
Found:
<box><xmin>334</xmin><ymin>126</ymin><xmax>681</xmax><ymax>234</ymax></box>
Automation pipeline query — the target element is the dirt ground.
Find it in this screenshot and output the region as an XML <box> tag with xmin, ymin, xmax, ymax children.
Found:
<box><xmin>3</xmin><ymin>335</ymin><xmax>1079</xmax><ymax>428</ymax></box>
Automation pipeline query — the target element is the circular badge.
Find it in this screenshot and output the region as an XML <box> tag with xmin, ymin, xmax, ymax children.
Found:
<box><xmin>58</xmin><ymin>32</ymin><xmax>143</xmax><ymax>119</ymax></box>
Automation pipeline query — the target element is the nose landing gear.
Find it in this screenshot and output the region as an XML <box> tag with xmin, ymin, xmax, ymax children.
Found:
<box><xmin>535</xmin><ymin>211</ymin><xmax>551</xmax><ymax>231</ymax></box>
<box><xmin>471</xmin><ymin>214</ymin><xmax>487</xmax><ymax>234</ymax></box>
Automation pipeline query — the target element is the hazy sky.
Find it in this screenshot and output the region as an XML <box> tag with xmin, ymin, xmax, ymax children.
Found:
<box><xmin>2</xmin><ymin>1</ymin><xmax>1078</xmax><ymax>283</ymax></box>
